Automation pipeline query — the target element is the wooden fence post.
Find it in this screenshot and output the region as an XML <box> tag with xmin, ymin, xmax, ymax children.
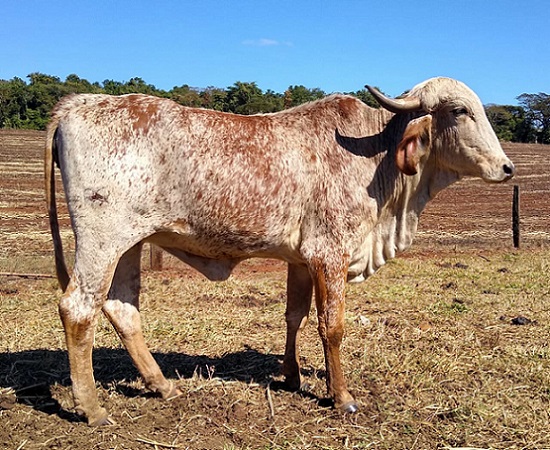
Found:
<box><xmin>150</xmin><ymin>244</ymin><xmax>164</xmax><ymax>270</ymax></box>
<box><xmin>512</xmin><ymin>185</ymin><xmax>520</xmax><ymax>248</ymax></box>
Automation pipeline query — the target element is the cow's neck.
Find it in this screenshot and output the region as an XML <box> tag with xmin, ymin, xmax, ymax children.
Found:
<box><xmin>394</xmin><ymin>153</ymin><xmax>461</xmax><ymax>246</ymax></box>
<box><xmin>348</xmin><ymin>151</ymin><xmax>460</xmax><ymax>283</ymax></box>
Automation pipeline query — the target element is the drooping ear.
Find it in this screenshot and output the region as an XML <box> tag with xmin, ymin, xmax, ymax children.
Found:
<box><xmin>396</xmin><ymin>115</ymin><xmax>432</xmax><ymax>176</ymax></box>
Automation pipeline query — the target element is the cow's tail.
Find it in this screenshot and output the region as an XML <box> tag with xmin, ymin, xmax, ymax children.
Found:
<box><xmin>45</xmin><ymin>117</ymin><xmax>70</xmax><ymax>292</ymax></box>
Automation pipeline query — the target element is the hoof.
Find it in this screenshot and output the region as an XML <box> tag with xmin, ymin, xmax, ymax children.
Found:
<box><xmin>282</xmin><ymin>377</ymin><xmax>302</xmax><ymax>392</ymax></box>
<box><xmin>165</xmin><ymin>385</ymin><xmax>183</xmax><ymax>401</ymax></box>
<box><xmin>339</xmin><ymin>401</ymin><xmax>359</xmax><ymax>414</ymax></box>
<box><xmin>88</xmin><ymin>410</ymin><xmax>117</xmax><ymax>427</ymax></box>
<box><xmin>157</xmin><ymin>381</ymin><xmax>183</xmax><ymax>400</ymax></box>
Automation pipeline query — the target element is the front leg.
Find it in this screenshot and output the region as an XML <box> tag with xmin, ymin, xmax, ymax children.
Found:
<box><xmin>308</xmin><ymin>254</ymin><xmax>358</xmax><ymax>413</ymax></box>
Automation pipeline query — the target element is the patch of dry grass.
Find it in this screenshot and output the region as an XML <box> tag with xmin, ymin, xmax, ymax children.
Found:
<box><xmin>341</xmin><ymin>249</ymin><xmax>550</xmax><ymax>448</ymax></box>
<box><xmin>2</xmin><ymin>248</ymin><xmax>550</xmax><ymax>449</ymax></box>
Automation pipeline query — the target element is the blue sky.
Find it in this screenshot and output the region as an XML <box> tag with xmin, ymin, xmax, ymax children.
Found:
<box><xmin>2</xmin><ymin>0</ymin><xmax>548</xmax><ymax>105</ymax></box>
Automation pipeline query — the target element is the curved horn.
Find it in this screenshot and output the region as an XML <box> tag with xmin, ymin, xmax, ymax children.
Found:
<box><xmin>365</xmin><ymin>85</ymin><xmax>423</xmax><ymax>114</ymax></box>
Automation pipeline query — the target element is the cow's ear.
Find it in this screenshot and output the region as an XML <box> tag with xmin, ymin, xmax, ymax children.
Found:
<box><xmin>396</xmin><ymin>115</ymin><xmax>432</xmax><ymax>176</ymax></box>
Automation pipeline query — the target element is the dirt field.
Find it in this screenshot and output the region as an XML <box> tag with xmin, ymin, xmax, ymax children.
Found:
<box><xmin>1</xmin><ymin>130</ymin><xmax>550</xmax><ymax>449</ymax></box>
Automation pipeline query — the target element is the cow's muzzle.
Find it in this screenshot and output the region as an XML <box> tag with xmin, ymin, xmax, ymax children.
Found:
<box><xmin>482</xmin><ymin>159</ymin><xmax>516</xmax><ymax>183</ymax></box>
<box><xmin>503</xmin><ymin>162</ymin><xmax>515</xmax><ymax>179</ymax></box>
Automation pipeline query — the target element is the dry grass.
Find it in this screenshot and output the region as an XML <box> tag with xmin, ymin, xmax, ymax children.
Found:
<box><xmin>2</xmin><ymin>250</ymin><xmax>550</xmax><ymax>449</ymax></box>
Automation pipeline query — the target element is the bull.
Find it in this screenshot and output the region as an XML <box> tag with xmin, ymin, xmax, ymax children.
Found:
<box><xmin>45</xmin><ymin>77</ymin><xmax>514</xmax><ymax>425</ymax></box>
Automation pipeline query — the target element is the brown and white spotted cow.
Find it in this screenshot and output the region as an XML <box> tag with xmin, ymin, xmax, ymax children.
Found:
<box><xmin>45</xmin><ymin>77</ymin><xmax>514</xmax><ymax>425</ymax></box>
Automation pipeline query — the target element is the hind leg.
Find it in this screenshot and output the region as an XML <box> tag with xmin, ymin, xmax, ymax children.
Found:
<box><xmin>282</xmin><ymin>263</ymin><xmax>313</xmax><ymax>391</ymax></box>
<box><xmin>58</xmin><ymin>250</ymin><xmax>119</xmax><ymax>426</ymax></box>
<box><xmin>102</xmin><ymin>243</ymin><xmax>181</xmax><ymax>400</ymax></box>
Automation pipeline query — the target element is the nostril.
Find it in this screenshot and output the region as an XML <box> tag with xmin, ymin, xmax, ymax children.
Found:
<box><xmin>503</xmin><ymin>164</ymin><xmax>514</xmax><ymax>176</ymax></box>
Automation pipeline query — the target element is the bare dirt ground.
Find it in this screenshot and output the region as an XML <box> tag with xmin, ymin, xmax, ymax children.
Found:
<box><xmin>1</xmin><ymin>130</ymin><xmax>550</xmax><ymax>449</ymax></box>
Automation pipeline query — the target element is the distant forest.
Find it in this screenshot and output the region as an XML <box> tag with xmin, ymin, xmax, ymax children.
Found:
<box><xmin>1</xmin><ymin>73</ymin><xmax>549</xmax><ymax>144</ymax></box>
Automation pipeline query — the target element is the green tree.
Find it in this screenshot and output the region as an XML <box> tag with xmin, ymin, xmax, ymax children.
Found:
<box><xmin>225</xmin><ymin>81</ymin><xmax>278</xmax><ymax>114</ymax></box>
<box><xmin>25</xmin><ymin>72</ymin><xmax>70</xmax><ymax>129</ymax></box>
<box><xmin>349</xmin><ymin>87</ymin><xmax>382</xmax><ymax>109</ymax></box>
<box><xmin>0</xmin><ymin>77</ymin><xmax>29</xmax><ymax>128</ymax></box>
<box><xmin>225</xmin><ymin>81</ymin><xmax>262</xmax><ymax>114</ymax></box>
<box><xmin>200</xmin><ymin>86</ymin><xmax>227</xmax><ymax>111</ymax></box>
<box><xmin>65</xmin><ymin>74</ymin><xmax>102</xmax><ymax>94</ymax></box>
<box><xmin>517</xmin><ymin>92</ymin><xmax>550</xmax><ymax>144</ymax></box>
<box><xmin>125</xmin><ymin>77</ymin><xmax>164</xmax><ymax>96</ymax></box>
<box><xmin>102</xmin><ymin>77</ymin><xmax>163</xmax><ymax>96</ymax></box>
<box><xmin>486</xmin><ymin>104</ymin><xmax>534</xmax><ymax>142</ymax></box>
<box><xmin>283</xmin><ymin>85</ymin><xmax>325</xmax><ymax>108</ymax></box>
<box><xmin>102</xmin><ymin>79</ymin><xmax>126</xmax><ymax>95</ymax></box>
<box><xmin>169</xmin><ymin>84</ymin><xmax>203</xmax><ymax>107</ymax></box>
<box><xmin>3</xmin><ymin>73</ymin><xmax>107</xmax><ymax>129</ymax></box>
<box><xmin>247</xmin><ymin>89</ymin><xmax>283</xmax><ymax>113</ymax></box>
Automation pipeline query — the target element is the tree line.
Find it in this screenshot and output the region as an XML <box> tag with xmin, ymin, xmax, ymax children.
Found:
<box><xmin>1</xmin><ymin>73</ymin><xmax>549</xmax><ymax>144</ymax></box>
<box><xmin>0</xmin><ymin>73</ymin><xmax>379</xmax><ymax>130</ymax></box>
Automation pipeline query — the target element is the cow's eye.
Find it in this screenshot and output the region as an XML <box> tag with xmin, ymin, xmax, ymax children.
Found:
<box><xmin>453</xmin><ymin>108</ymin><xmax>469</xmax><ymax>117</ymax></box>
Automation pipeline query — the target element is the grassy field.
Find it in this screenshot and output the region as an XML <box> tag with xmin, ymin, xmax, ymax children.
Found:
<box><xmin>1</xmin><ymin>130</ymin><xmax>550</xmax><ymax>449</ymax></box>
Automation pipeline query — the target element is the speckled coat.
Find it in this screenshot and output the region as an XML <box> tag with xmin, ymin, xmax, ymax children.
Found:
<box><xmin>45</xmin><ymin>77</ymin><xmax>514</xmax><ymax>425</ymax></box>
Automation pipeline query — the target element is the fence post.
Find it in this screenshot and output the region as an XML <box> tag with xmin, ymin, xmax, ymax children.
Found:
<box><xmin>512</xmin><ymin>185</ymin><xmax>520</xmax><ymax>248</ymax></box>
<box><xmin>150</xmin><ymin>244</ymin><xmax>164</xmax><ymax>270</ymax></box>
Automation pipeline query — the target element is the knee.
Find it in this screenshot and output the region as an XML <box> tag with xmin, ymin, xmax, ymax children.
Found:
<box><xmin>102</xmin><ymin>300</ymin><xmax>141</xmax><ymax>338</ymax></box>
<box><xmin>285</xmin><ymin>312</ymin><xmax>308</xmax><ymax>329</ymax></box>
<box><xmin>318</xmin><ymin>321</ymin><xmax>344</xmax><ymax>347</ymax></box>
<box><xmin>328</xmin><ymin>326</ymin><xmax>344</xmax><ymax>346</ymax></box>
<box><xmin>58</xmin><ymin>285</ymin><xmax>98</xmax><ymax>326</ymax></box>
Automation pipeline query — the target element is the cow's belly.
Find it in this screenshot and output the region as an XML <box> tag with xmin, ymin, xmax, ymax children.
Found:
<box><xmin>145</xmin><ymin>224</ymin><xmax>303</xmax><ymax>280</ymax></box>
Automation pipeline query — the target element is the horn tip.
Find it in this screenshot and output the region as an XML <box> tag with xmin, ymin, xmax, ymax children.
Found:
<box><xmin>365</xmin><ymin>85</ymin><xmax>378</xmax><ymax>95</ymax></box>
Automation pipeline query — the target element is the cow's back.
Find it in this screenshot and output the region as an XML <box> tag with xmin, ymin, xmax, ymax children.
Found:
<box><xmin>52</xmin><ymin>94</ymin><xmax>377</xmax><ymax>262</ymax></box>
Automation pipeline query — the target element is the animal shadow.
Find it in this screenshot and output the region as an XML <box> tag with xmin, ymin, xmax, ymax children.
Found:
<box><xmin>0</xmin><ymin>346</ymin><xmax>315</xmax><ymax>421</ymax></box>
